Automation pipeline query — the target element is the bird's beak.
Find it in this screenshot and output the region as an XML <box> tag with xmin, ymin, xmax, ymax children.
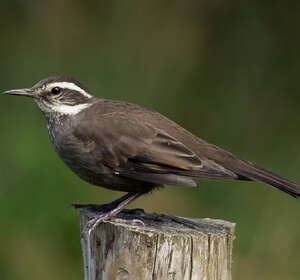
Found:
<box><xmin>3</xmin><ymin>88</ymin><xmax>36</xmax><ymax>98</ymax></box>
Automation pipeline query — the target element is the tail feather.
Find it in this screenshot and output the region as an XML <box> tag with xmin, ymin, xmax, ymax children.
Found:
<box><xmin>229</xmin><ymin>163</ymin><xmax>300</xmax><ymax>198</ymax></box>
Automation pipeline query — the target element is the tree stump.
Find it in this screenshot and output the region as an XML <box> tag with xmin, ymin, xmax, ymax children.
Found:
<box><xmin>79</xmin><ymin>208</ymin><xmax>235</xmax><ymax>280</ymax></box>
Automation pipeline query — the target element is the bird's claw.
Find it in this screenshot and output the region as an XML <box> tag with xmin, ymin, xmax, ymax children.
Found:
<box><xmin>81</xmin><ymin>215</ymin><xmax>145</xmax><ymax>238</ymax></box>
<box><xmin>111</xmin><ymin>218</ymin><xmax>145</xmax><ymax>227</ymax></box>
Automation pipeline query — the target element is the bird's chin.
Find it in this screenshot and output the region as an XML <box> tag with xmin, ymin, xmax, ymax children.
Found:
<box><xmin>35</xmin><ymin>100</ymin><xmax>53</xmax><ymax>114</ymax></box>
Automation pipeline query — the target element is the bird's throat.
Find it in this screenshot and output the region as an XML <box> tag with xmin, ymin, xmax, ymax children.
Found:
<box><xmin>35</xmin><ymin>99</ymin><xmax>92</xmax><ymax>116</ymax></box>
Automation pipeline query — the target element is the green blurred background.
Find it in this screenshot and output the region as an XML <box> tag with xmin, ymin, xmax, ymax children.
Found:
<box><xmin>1</xmin><ymin>1</ymin><xmax>300</xmax><ymax>279</ymax></box>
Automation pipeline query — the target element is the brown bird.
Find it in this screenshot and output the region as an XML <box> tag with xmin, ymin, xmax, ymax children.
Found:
<box><xmin>4</xmin><ymin>76</ymin><xmax>300</xmax><ymax>230</ymax></box>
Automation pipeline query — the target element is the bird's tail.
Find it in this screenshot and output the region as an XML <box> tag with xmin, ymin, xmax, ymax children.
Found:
<box><xmin>228</xmin><ymin>161</ymin><xmax>300</xmax><ymax>198</ymax></box>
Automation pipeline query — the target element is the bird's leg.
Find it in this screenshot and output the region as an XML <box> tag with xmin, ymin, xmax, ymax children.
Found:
<box><xmin>71</xmin><ymin>192</ymin><xmax>136</xmax><ymax>213</ymax></box>
<box><xmin>81</xmin><ymin>192</ymin><xmax>145</xmax><ymax>237</ymax></box>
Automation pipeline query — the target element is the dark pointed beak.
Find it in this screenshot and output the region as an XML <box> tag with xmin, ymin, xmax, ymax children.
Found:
<box><xmin>3</xmin><ymin>88</ymin><xmax>36</xmax><ymax>98</ymax></box>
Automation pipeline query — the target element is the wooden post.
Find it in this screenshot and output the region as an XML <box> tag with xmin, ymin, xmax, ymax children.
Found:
<box><xmin>79</xmin><ymin>208</ymin><xmax>235</xmax><ymax>280</ymax></box>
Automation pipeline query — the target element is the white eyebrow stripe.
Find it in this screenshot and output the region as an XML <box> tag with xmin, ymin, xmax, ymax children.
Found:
<box><xmin>47</xmin><ymin>82</ymin><xmax>92</xmax><ymax>98</ymax></box>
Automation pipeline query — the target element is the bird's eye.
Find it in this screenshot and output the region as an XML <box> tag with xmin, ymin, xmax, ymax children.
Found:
<box><xmin>51</xmin><ymin>87</ymin><xmax>61</xmax><ymax>94</ymax></box>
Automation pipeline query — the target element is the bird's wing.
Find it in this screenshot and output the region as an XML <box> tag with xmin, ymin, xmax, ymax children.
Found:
<box><xmin>74</xmin><ymin>112</ymin><xmax>237</xmax><ymax>186</ymax></box>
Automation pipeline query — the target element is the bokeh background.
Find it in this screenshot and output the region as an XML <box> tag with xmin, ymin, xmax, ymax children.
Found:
<box><xmin>1</xmin><ymin>1</ymin><xmax>300</xmax><ymax>279</ymax></box>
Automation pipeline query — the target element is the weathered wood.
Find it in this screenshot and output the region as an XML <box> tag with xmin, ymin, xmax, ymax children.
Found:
<box><xmin>79</xmin><ymin>209</ymin><xmax>235</xmax><ymax>280</ymax></box>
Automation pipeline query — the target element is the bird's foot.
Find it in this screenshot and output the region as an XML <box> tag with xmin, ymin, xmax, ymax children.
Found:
<box><xmin>81</xmin><ymin>213</ymin><xmax>145</xmax><ymax>238</ymax></box>
<box><xmin>72</xmin><ymin>193</ymin><xmax>145</xmax><ymax>238</ymax></box>
<box><xmin>110</xmin><ymin>218</ymin><xmax>145</xmax><ymax>226</ymax></box>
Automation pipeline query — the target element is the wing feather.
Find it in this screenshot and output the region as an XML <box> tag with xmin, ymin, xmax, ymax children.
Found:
<box><xmin>74</xmin><ymin>112</ymin><xmax>237</xmax><ymax>186</ymax></box>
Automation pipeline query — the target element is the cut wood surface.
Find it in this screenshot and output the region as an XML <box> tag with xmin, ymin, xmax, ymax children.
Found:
<box><xmin>79</xmin><ymin>208</ymin><xmax>235</xmax><ymax>280</ymax></box>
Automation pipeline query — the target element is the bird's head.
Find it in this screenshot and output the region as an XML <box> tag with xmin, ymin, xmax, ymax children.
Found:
<box><xmin>4</xmin><ymin>76</ymin><xmax>94</xmax><ymax>115</ymax></box>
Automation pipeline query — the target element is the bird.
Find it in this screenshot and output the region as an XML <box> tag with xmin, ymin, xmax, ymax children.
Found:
<box><xmin>4</xmin><ymin>76</ymin><xmax>300</xmax><ymax>231</ymax></box>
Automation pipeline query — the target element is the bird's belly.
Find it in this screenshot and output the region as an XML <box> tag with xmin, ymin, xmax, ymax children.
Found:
<box><xmin>54</xmin><ymin>141</ymin><xmax>155</xmax><ymax>192</ymax></box>
<box><xmin>62</xmin><ymin>156</ymin><xmax>155</xmax><ymax>192</ymax></box>
<box><xmin>47</xmin><ymin>125</ymin><xmax>156</xmax><ymax>192</ymax></box>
